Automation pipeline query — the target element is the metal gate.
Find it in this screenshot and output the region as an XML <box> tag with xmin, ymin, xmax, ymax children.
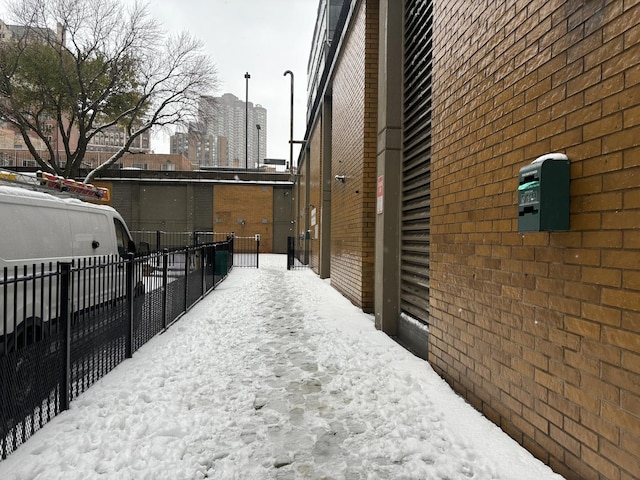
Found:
<box><xmin>286</xmin><ymin>236</ymin><xmax>310</xmax><ymax>270</ymax></box>
<box><xmin>232</xmin><ymin>235</ymin><xmax>261</xmax><ymax>268</ymax></box>
<box><xmin>401</xmin><ymin>0</ymin><xmax>433</xmax><ymax>329</ymax></box>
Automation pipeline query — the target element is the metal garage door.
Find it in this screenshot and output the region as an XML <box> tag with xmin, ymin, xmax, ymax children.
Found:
<box><xmin>401</xmin><ymin>0</ymin><xmax>432</xmax><ymax>326</ymax></box>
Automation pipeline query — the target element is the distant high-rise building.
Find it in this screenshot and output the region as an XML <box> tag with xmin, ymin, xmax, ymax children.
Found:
<box><xmin>87</xmin><ymin>124</ymin><xmax>151</xmax><ymax>154</ymax></box>
<box><xmin>170</xmin><ymin>93</ymin><xmax>267</xmax><ymax>169</ymax></box>
<box><xmin>200</xmin><ymin>94</ymin><xmax>267</xmax><ymax>168</ymax></box>
<box><xmin>170</xmin><ymin>131</ymin><xmax>189</xmax><ymax>158</ymax></box>
<box><xmin>169</xmin><ymin>123</ymin><xmax>214</xmax><ymax>168</ymax></box>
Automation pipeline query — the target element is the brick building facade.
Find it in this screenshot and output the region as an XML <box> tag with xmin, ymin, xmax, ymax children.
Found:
<box><xmin>426</xmin><ymin>2</ymin><xmax>640</xmax><ymax>479</ymax></box>
<box><xmin>299</xmin><ymin>0</ymin><xmax>379</xmax><ymax>311</ymax></box>
<box><xmin>297</xmin><ymin>1</ymin><xmax>640</xmax><ymax>479</ymax></box>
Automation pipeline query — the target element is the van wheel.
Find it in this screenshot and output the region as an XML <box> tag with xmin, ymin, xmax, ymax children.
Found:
<box><xmin>11</xmin><ymin>317</ymin><xmax>56</xmax><ymax>424</ymax></box>
<box><xmin>1</xmin><ymin>319</ymin><xmax>45</xmax><ymax>439</ymax></box>
<box><xmin>15</xmin><ymin>317</ymin><xmax>44</xmax><ymax>350</ymax></box>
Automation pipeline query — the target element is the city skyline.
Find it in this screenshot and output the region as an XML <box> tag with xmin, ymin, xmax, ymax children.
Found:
<box><xmin>150</xmin><ymin>1</ymin><xmax>318</xmax><ymax>165</ymax></box>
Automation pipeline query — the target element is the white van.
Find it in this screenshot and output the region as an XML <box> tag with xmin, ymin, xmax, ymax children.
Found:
<box><xmin>0</xmin><ymin>184</ymin><xmax>136</xmax><ymax>267</ymax></box>
<box><xmin>0</xmin><ymin>183</ymin><xmax>139</xmax><ymax>352</ymax></box>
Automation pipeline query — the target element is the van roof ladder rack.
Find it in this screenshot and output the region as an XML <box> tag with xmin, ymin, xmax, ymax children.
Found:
<box><xmin>0</xmin><ymin>169</ymin><xmax>110</xmax><ymax>201</ymax></box>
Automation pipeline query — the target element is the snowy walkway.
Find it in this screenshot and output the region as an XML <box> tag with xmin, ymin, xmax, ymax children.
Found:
<box><xmin>0</xmin><ymin>255</ymin><xmax>565</xmax><ymax>480</ymax></box>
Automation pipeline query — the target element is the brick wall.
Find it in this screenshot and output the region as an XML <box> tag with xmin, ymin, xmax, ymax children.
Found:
<box><xmin>309</xmin><ymin>121</ymin><xmax>323</xmax><ymax>272</ymax></box>
<box><xmin>430</xmin><ymin>1</ymin><xmax>639</xmax><ymax>479</ymax></box>
<box><xmin>297</xmin><ymin>155</ymin><xmax>308</xmax><ymax>242</ymax></box>
<box><xmin>329</xmin><ymin>0</ymin><xmax>378</xmax><ymax>312</ymax></box>
<box><xmin>213</xmin><ymin>185</ymin><xmax>273</xmax><ymax>252</ymax></box>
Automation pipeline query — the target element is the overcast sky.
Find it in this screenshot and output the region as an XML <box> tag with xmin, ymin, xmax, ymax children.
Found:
<box><xmin>151</xmin><ymin>0</ymin><xmax>319</xmax><ymax>162</ymax></box>
<box><xmin>0</xmin><ymin>0</ymin><xmax>319</xmax><ymax>163</ymax></box>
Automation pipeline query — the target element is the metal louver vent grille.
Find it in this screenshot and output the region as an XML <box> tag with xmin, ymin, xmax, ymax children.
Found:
<box><xmin>401</xmin><ymin>0</ymin><xmax>433</xmax><ymax>323</ymax></box>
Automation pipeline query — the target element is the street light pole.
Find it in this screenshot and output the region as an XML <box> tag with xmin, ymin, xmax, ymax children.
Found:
<box><xmin>256</xmin><ymin>124</ymin><xmax>261</xmax><ymax>168</ymax></box>
<box><xmin>245</xmin><ymin>72</ymin><xmax>250</xmax><ymax>170</ymax></box>
<box><xmin>283</xmin><ymin>70</ymin><xmax>294</xmax><ymax>171</ymax></box>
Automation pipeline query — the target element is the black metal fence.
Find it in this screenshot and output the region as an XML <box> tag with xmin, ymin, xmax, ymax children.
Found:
<box><xmin>287</xmin><ymin>235</ymin><xmax>310</xmax><ymax>270</ymax></box>
<box><xmin>131</xmin><ymin>232</ymin><xmax>259</xmax><ymax>269</ymax></box>
<box><xmin>232</xmin><ymin>235</ymin><xmax>260</xmax><ymax>268</ymax></box>
<box><xmin>131</xmin><ymin>231</ymin><xmax>233</xmax><ymax>252</ymax></box>
<box><xmin>0</xmin><ymin>239</ymin><xmax>233</xmax><ymax>460</ymax></box>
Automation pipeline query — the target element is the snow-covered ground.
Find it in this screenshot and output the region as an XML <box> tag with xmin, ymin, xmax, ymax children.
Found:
<box><xmin>0</xmin><ymin>255</ymin><xmax>566</xmax><ymax>480</ymax></box>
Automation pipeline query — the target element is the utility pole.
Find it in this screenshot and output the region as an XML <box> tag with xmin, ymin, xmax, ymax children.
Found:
<box><xmin>245</xmin><ymin>72</ymin><xmax>250</xmax><ymax>169</ymax></box>
<box><xmin>283</xmin><ymin>70</ymin><xmax>294</xmax><ymax>171</ymax></box>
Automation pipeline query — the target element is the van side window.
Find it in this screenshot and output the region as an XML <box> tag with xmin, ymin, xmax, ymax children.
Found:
<box><xmin>114</xmin><ymin>219</ymin><xmax>131</xmax><ymax>257</ymax></box>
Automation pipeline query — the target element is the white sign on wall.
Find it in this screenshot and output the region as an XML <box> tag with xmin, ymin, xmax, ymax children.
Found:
<box><xmin>377</xmin><ymin>175</ymin><xmax>384</xmax><ymax>214</ymax></box>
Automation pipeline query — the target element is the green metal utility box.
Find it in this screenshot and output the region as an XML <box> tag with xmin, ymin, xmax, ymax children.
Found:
<box><xmin>214</xmin><ymin>250</ymin><xmax>228</xmax><ymax>276</ymax></box>
<box><xmin>518</xmin><ymin>153</ymin><xmax>570</xmax><ymax>232</ymax></box>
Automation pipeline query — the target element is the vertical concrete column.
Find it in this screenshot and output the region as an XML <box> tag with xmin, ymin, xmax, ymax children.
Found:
<box><xmin>375</xmin><ymin>0</ymin><xmax>403</xmax><ymax>334</ymax></box>
<box><xmin>320</xmin><ymin>97</ymin><xmax>333</xmax><ymax>279</ymax></box>
<box><xmin>304</xmin><ymin>141</ymin><xmax>311</xmax><ymax>265</ymax></box>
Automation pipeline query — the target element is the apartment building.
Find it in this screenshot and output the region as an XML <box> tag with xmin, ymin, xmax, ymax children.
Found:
<box><xmin>174</xmin><ymin>94</ymin><xmax>268</xmax><ymax>169</ymax></box>
<box><xmin>86</xmin><ymin>125</ymin><xmax>151</xmax><ymax>154</ymax></box>
<box><xmin>170</xmin><ymin>127</ymin><xmax>220</xmax><ymax>168</ymax></box>
<box><xmin>0</xmin><ymin>20</ymin><xmax>150</xmax><ymax>161</ymax></box>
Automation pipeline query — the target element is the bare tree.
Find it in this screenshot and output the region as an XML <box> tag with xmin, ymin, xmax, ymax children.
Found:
<box><xmin>0</xmin><ymin>0</ymin><xmax>218</xmax><ymax>182</ymax></box>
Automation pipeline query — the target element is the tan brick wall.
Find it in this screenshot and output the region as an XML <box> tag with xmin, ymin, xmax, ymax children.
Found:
<box><xmin>431</xmin><ymin>1</ymin><xmax>640</xmax><ymax>479</ymax></box>
<box><xmin>213</xmin><ymin>185</ymin><xmax>273</xmax><ymax>252</ymax></box>
<box><xmin>297</xmin><ymin>158</ymin><xmax>308</xmax><ymax>241</ymax></box>
<box><xmin>309</xmin><ymin>120</ymin><xmax>323</xmax><ymax>272</ymax></box>
<box><xmin>329</xmin><ymin>0</ymin><xmax>378</xmax><ymax>312</ymax></box>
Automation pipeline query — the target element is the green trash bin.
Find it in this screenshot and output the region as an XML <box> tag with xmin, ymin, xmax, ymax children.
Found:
<box><xmin>215</xmin><ymin>250</ymin><xmax>228</xmax><ymax>276</ymax></box>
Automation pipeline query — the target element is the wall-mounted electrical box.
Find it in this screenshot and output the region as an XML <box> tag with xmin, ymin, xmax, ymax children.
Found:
<box><xmin>518</xmin><ymin>153</ymin><xmax>570</xmax><ymax>232</ymax></box>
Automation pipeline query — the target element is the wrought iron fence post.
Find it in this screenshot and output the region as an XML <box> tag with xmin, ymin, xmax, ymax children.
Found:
<box><xmin>213</xmin><ymin>244</ymin><xmax>218</xmax><ymax>287</ymax></box>
<box><xmin>184</xmin><ymin>248</ymin><xmax>190</xmax><ymax>310</ymax></box>
<box><xmin>287</xmin><ymin>236</ymin><xmax>294</xmax><ymax>270</ymax></box>
<box><xmin>59</xmin><ymin>262</ymin><xmax>72</xmax><ymax>412</ymax></box>
<box><xmin>256</xmin><ymin>234</ymin><xmax>260</xmax><ymax>268</ymax></box>
<box><xmin>125</xmin><ymin>254</ymin><xmax>134</xmax><ymax>359</ymax></box>
<box><xmin>153</xmin><ymin>230</ymin><xmax>162</xmax><ymax>267</ymax></box>
<box><xmin>229</xmin><ymin>234</ymin><xmax>234</xmax><ymax>269</ymax></box>
<box><xmin>200</xmin><ymin>245</ymin><xmax>206</xmax><ymax>295</ymax></box>
<box><xmin>162</xmin><ymin>249</ymin><xmax>168</xmax><ymax>330</ymax></box>
<box><xmin>2</xmin><ymin>267</ymin><xmax>7</xmax><ymax>354</ymax></box>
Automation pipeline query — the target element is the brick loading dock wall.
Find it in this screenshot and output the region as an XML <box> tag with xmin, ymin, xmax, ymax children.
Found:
<box><xmin>430</xmin><ymin>1</ymin><xmax>640</xmax><ymax>479</ymax></box>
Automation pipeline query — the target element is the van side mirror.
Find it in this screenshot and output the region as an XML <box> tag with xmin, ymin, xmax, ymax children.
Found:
<box><xmin>128</xmin><ymin>239</ymin><xmax>137</xmax><ymax>255</ymax></box>
<box><xmin>138</xmin><ymin>241</ymin><xmax>150</xmax><ymax>255</ymax></box>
